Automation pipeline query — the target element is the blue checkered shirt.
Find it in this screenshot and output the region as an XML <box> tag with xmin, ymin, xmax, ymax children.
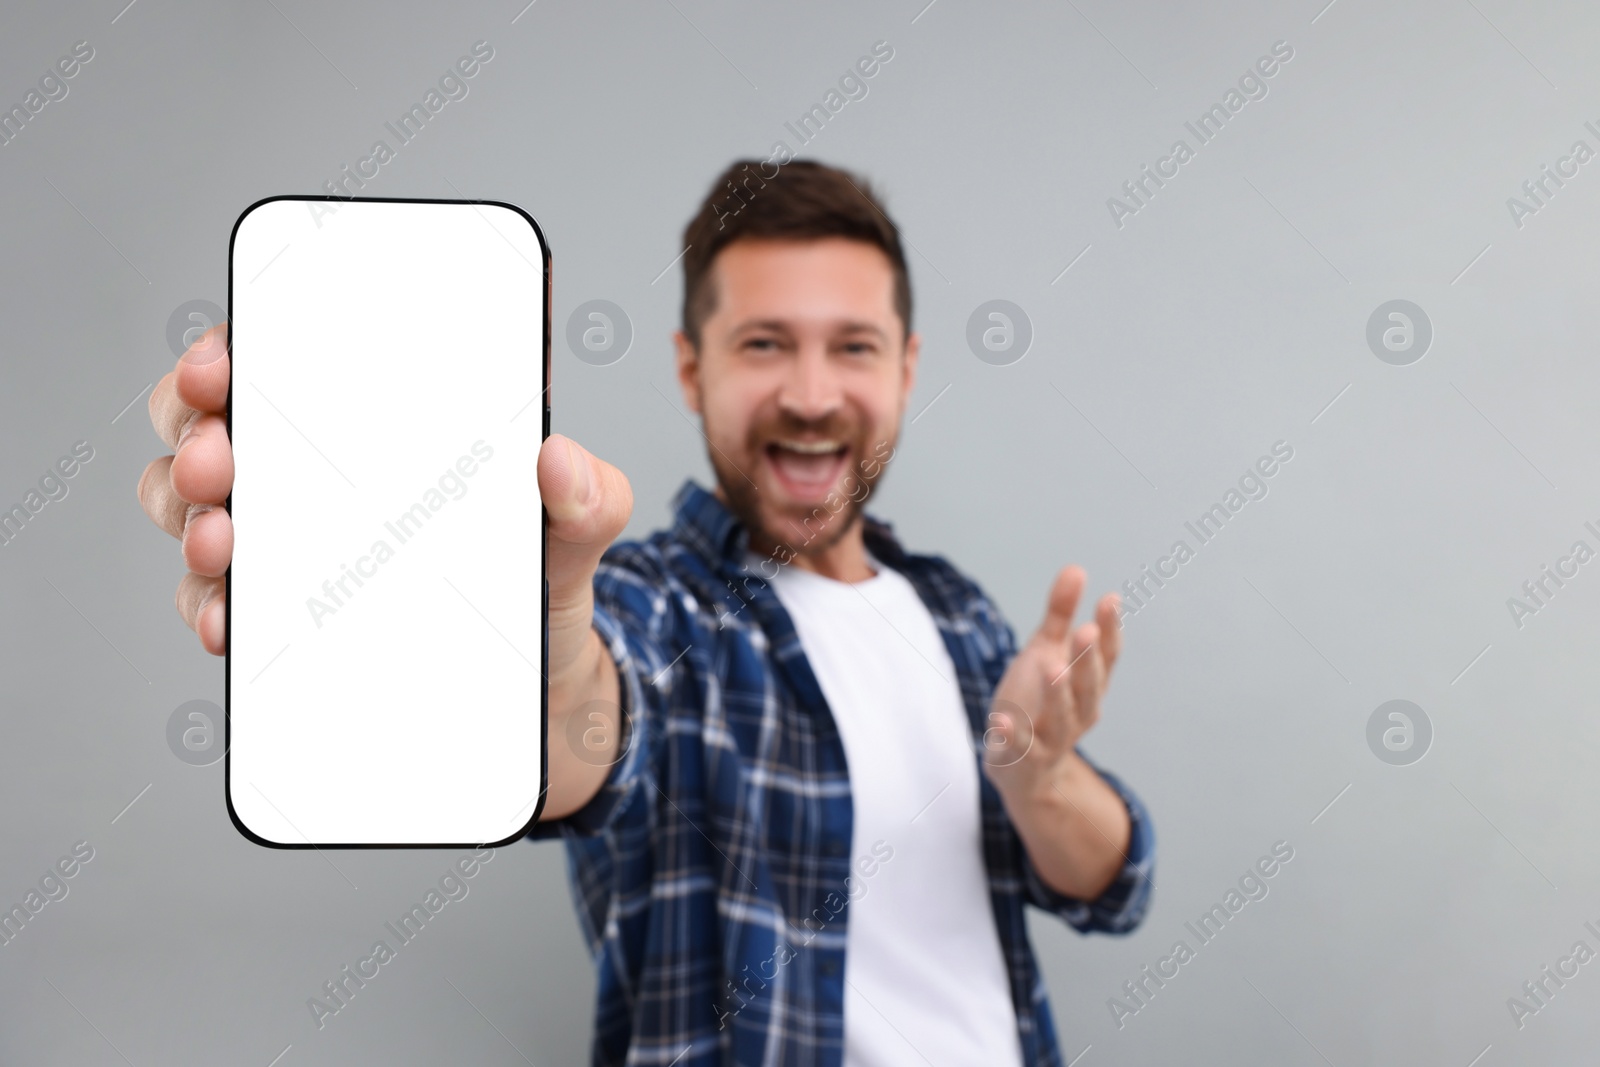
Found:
<box><xmin>530</xmin><ymin>481</ymin><xmax>1155</xmax><ymax>1066</ymax></box>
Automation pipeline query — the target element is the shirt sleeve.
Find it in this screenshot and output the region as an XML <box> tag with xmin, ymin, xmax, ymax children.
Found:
<box><xmin>524</xmin><ymin>555</ymin><xmax>677</xmax><ymax>842</ymax></box>
<box><xmin>1021</xmin><ymin>755</ymin><xmax>1155</xmax><ymax>935</ymax></box>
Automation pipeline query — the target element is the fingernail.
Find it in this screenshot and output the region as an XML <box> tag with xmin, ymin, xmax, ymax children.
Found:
<box><xmin>204</xmin><ymin>598</ymin><xmax>227</xmax><ymax>646</ymax></box>
<box><xmin>196</xmin><ymin>591</ymin><xmax>219</xmax><ymax>643</ymax></box>
<box><xmin>207</xmin><ymin>613</ymin><xmax>224</xmax><ymax>651</ymax></box>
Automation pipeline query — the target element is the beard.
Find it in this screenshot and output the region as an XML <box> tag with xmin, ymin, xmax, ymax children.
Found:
<box><xmin>706</xmin><ymin>407</ymin><xmax>894</xmax><ymax>563</ymax></box>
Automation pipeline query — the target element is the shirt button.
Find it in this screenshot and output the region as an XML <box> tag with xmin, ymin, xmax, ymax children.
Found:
<box><xmin>824</xmin><ymin>840</ymin><xmax>847</xmax><ymax>858</ymax></box>
<box><xmin>819</xmin><ymin>958</ymin><xmax>840</xmax><ymax>977</ymax></box>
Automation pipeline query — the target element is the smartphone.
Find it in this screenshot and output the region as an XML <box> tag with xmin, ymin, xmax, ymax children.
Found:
<box><xmin>226</xmin><ymin>196</ymin><xmax>549</xmax><ymax>848</ymax></box>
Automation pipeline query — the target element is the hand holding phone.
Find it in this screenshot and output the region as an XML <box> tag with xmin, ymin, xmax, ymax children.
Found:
<box><xmin>139</xmin><ymin>196</ymin><xmax>639</xmax><ymax>848</ymax></box>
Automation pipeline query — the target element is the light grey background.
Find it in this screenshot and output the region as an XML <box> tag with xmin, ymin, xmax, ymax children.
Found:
<box><xmin>2</xmin><ymin>0</ymin><xmax>1597</xmax><ymax>1063</ymax></box>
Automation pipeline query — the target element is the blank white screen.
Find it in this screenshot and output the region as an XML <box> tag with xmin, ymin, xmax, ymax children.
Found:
<box><xmin>228</xmin><ymin>198</ymin><xmax>546</xmax><ymax>847</ymax></box>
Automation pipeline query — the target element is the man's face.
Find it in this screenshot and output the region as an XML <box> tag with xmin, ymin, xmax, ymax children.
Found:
<box><xmin>675</xmin><ymin>237</ymin><xmax>920</xmax><ymax>558</ymax></box>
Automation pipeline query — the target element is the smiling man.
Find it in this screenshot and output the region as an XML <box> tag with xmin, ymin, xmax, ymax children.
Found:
<box><xmin>139</xmin><ymin>159</ymin><xmax>1154</xmax><ymax>1066</ymax></box>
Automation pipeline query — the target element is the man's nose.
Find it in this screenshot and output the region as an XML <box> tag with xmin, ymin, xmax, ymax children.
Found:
<box><xmin>777</xmin><ymin>345</ymin><xmax>843</xmax><ymax>423</ymax></box>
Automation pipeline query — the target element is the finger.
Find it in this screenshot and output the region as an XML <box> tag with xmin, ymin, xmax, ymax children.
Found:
<box><xmin>148</xmin><ymin>370</ymin><xmax>198</xmax><ymax>452</ymax></box>
<box><xmin>1033</xmin><ymin>565</ymin><xmax>1086</xmax><ymax>646</ymax></box>
<box><xmin>168</xmin><ymin>414</ymin><xmax>233</xmax><ymax>504</ymax></box>
<box><xmin>137</xmin><ymin>455</ymin><xmax>185</xmax><ymax>538</ymax></box>
<box><xmin>1096</xmin><ymin>592</ymin><xmax>1123</xmax><ymax>675</ymax></box>
<box><xmin>182</xmin><ymin>504</ymin><xmax>233</xmax><ymax>578</ymax></box>
<box><xmin>176</xmin><ymin>323</ymin><xmax>230</xmax><ymax>411</ymax></box>
<box><xmin>1067</xmin><ymin>622</ymin><xmax>1105</xmax><ymax>728</ymax></box>
<box><xmin>149</xmin><ymin>324</ymin><xmax>229</xmax><ymax>450</ymax></box>
<box><xmin>175</xmin><ymin>572</ymin><xmax>226</xmax><ymax>656</ymax></box>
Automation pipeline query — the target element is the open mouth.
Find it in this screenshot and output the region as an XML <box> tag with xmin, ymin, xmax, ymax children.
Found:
<box><xmin>764</xmin><ymin>438</ymin><xmax>850</xmax><ymax>501</ymax></box>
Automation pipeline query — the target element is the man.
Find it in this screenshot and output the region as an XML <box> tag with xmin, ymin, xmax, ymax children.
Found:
<box><xmin>139</xmin><ymin>159</ymin><xmax>1154</xmax><ymax>1065</ymax></box>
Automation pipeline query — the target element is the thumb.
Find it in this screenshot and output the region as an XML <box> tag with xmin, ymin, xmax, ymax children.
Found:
<box><xmin>983</xmin><ymin>699</ymin><xmax>1034</xmax><ymax>769</ymax></box>
<box><xmin>538</xmin><ymin>433</ymin><xmax>632</xmax><ymax>632</ymax></box>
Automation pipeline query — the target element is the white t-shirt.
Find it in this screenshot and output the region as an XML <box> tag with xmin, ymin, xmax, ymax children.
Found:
<box><xmin>759</xmin><ymin>552</ymin><xmax>1024</xmax><ymax>1067</ymax></box>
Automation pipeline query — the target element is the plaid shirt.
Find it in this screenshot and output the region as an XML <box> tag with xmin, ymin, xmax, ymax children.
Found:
<box><xmin>530</xmin><ymin>481</ymin><xmax>1155</xmax><ymax>1066</ymax></box>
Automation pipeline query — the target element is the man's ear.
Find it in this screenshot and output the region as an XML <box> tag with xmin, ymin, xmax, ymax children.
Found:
<box><xmin>674</xmin><ymin>329</ymin><xmax>703</xmax><ymax>414</ymax></box>
<box><xmin>901</xmin><ymin>330</ymin><xmax>921</xmax><ymax>410</ymax></box>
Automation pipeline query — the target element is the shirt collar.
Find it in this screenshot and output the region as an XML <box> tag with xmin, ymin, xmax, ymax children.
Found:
<box><xmin>668</xmin><ymin>479</ymin><xmax>910</xmax><ymax>574</ymax></box>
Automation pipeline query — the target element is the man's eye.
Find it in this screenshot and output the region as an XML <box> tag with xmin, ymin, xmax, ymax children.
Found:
<box><xmin>743</xmin><ymin>337</ymin><xmax>778</xmax><ymax>351</ymax></box>
<box><xmin>841</xmin><ymin>342</ymin><xmax>875</xmax><ymax>355</ymax></box>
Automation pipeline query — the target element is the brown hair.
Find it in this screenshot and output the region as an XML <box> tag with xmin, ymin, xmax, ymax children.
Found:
<box><xmin>679</xmin><ymin>159</ymin><xmax>912</xmax><ymax>349</ymax></box>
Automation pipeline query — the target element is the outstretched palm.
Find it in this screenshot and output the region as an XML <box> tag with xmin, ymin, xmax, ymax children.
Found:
<box><xmin>982</xmin><ymin>566</ymin><xmax>1122</xmax><ymax>801</ymax></box>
